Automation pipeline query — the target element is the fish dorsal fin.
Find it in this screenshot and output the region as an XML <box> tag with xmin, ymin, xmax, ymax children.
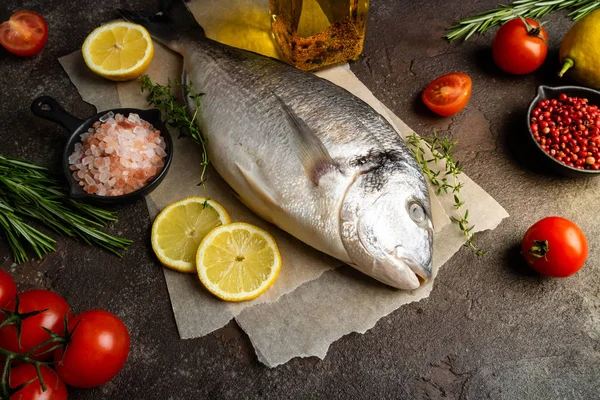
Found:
<box><xmin>273</xmin><ymin>94</ymin><xmax>339</xmax><ymax>185</ymax></box>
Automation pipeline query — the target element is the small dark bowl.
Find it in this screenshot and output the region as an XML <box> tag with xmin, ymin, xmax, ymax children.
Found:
<box><xmin>527</xmin><ymin>85</ymin><xmax>600</xmax><ymax>178</ymax></box>
<box><xmin>31</xmin><ymin>96</ymin><xmax>173</xmax><ymax>204</ymax></box>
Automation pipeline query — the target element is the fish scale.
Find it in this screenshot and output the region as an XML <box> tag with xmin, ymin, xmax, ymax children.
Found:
<box><xmin>121</xmin><ymin>0</ymin><xmax>434</xmax><ymax>290</ymax></box>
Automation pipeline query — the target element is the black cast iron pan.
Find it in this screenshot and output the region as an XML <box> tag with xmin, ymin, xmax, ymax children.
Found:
<box><xmin>31</xmin><ymin>96</ymin><xmax>173</xmax><ymax>204</ymax></box>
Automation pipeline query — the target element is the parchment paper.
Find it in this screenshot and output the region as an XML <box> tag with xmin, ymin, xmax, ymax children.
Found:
<box><xmin>59</xmin><ymin>0</ymin><xmax>508</xmax><ymax>367</ymax></box>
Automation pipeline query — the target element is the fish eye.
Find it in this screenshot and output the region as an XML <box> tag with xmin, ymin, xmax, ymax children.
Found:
<box><xmin>409</xmin><ymin>201</ymin><xmax>426</xmax><ymax>224</ymax></box>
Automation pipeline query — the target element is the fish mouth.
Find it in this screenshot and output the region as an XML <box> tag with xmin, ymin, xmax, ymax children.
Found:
<box><xmin>395</xmin><ymin>246</ymin><xmax>432</xmax><ymax>283</ymax></box>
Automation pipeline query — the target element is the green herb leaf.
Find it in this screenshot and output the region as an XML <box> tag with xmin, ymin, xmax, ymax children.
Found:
<box><xmin>0</xmin><ymin>156</ymin><xmax>131</xmax><ymax>263</ymax></box>
<box><xmin>406</xmin><ymin>132</ymin><xmax>485</xmax><ymax>256</ymax></box>
<box><xmin>140</xmin><ymin>74</ymin><xmax>209</xmax><ymax>187</ymax></box>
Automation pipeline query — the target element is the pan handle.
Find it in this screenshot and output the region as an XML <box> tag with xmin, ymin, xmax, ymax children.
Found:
<box><xmin>30</xmin><ymin>96</ymin><xmax>84</xmax><ymax>134</ymax></box>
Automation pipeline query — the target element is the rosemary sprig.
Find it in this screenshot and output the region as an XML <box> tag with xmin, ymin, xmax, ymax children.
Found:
<box><xmin>446</xmin><ymin>0</ymin><xmax>600</xmax><ymax>41</ymax></box>
<box><xmin>139</xmin><ymin>75</ymin><xmax>209</xmax><ymax>186</ymax></box>
<box><xmin>0</xmin><ymin>156</ymin><xmax>131</xmax><ymax>263</ymax></box>
<box><xmin>407</xmin><ymin>133</ymin><xmax>486</xmax><ymax>256</ymax></box>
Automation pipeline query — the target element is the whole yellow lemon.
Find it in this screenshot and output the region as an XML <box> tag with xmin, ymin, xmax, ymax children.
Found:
<box><xmin>559</xmin><ymin>9</ymin><xmax>600</xmax><ymax>88</ymax></box>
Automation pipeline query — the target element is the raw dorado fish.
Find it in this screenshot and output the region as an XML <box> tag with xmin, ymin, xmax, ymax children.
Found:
<box><xmin>120</xmin><ymin>0</ymin><xmax>434</xmax><ymax>290</ymax></box>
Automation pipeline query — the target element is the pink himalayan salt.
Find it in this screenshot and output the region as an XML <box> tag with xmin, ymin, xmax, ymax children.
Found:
<box><xmin>68</xmin><ymin>113</ymin><xmax>167</xmax><ymax>196</ymax></box>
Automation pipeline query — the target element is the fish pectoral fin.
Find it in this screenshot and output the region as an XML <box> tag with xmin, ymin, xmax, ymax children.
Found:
<box><xmin>273</xmin><ymin>93</ymin><xmax>339</xmax><ymax>186</ymax></box>
<box><xmin>236</xmin><ymin>162</ymin><xmax>282</xmax><ymax>221</ymax></box>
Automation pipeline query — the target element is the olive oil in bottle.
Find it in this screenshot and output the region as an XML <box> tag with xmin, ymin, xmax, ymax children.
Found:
<box><xmin>270</xmin><ymin>0</ymin><xmax>370</xmax><ymax>71</ymax></box>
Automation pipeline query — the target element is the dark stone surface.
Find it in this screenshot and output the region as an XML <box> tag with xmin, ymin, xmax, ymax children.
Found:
<box><xmin>1</xmin><ymin>0</ymin><xmax>599</xmax><ymax>399</ymax></box>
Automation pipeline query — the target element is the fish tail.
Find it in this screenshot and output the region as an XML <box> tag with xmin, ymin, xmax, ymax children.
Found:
<box><xmin>118</xmin><ymin>0</ymin><xmax>205</xmax><ymax>47</ymax></box>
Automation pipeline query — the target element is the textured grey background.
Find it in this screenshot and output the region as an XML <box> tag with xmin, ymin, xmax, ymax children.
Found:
<box><xmin>0</xmin><ymin>0</ymin><xmax>598</xmax><ymax>398</ymax></box>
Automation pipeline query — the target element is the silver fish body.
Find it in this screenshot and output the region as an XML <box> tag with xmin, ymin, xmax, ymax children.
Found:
<box><xmin>121</xmin><ymin>0</ymin><xmax>434</xmax><ymax>289</ymax></box>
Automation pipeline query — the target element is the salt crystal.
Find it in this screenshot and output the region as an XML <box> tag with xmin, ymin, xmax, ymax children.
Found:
<box><xmin>100</xmin><ymin>111</ymin><xmax>115</xmax><ymax>123</ymax></box>
<box><xmin>128</xmin><ymin>113</ymin><xmax>141</xmax><ymax>124</ymax></box>
<box><xmin>105</xmin><ymin>147</ymin><xmax>114</xmax><ymax>154</ymax></box>
<box><xmin>155</xmin><ymin>147</ymin><xmax>167</xmax><ymax>158</ymax></box>
<box><xmin>133</xmin><ymin>126</ymin><xmax>146</xmax><ymax>135</ymax></box>
<box><xmin>131</xmin><ymin>153</ymin><xmax>142</xmax><ymax>162</ymax></box>
<box><xmin>82</xmin><ymin>156</ymin><xmax>94</xmax><ymax>166</ymax></box>
<box><xmin>84</xmin><ymin>174</ymin><xmax>95</xmax><ymax>185</ymax></box>
<box><xmin>123</xmin><ymin>130</ymin><xmax>135</xmax><ymax>140</ymax></box>
<box><xmin>99</xmin><ymin>171</ymin><xmax>110</xmax><ymax>183</ymax></box>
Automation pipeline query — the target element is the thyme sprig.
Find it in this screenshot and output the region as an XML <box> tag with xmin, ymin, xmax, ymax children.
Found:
<box><xmin>445</xmin><ymin>0</ymin><xmax>600</xmax><ymax>42</ymax></box>
<box><xmin>407</xmin><ymin>133</ymin><xmax>486</xmax><ymax>256</ymax></box>
<box><xmin>0</xmin><ymin>156</ymin><xmax>131</xmax><ymax>264</ymax></box>
<box><xmin>140</xmin><ymin>75</ymin><xmax>209</xmax><ymax>186</ymax></box>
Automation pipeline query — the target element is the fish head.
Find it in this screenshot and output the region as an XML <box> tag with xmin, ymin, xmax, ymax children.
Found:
<box><xmin>341</xmin><ymin>159</ymin><xmax>433</xmax><ymax>290</ymax></box>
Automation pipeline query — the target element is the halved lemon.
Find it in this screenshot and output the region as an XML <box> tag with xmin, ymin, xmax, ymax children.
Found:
<box><xmin>82</xmin><ymin>21</ymin><xmax>154</xmax><ymax>81</ymax></box>
<box><xmin>151</xmin><ymin>197</ymin><xmax>231</xmax><ymax>273</ymax></box>
<box><xmin>196</xmin><ymin>222</ymin><xmax>281</xmax><ymax>302</ymax></box>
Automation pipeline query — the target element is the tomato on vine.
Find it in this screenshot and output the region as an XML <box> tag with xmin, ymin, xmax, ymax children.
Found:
<box><xmin>492</xmin><ymin>17</ymin><xmax>548</xmax><ymax>75</ymax></box>
<box><xmin>0</xmin><ymin>271</ymin><xmax>17</xmax><ymax>309</ymax></box>
<box><xmin>54</xmin><ymin>310</ymin><xmax>130</xmax><ymax>388</ymax></box>
<box><xmin>0</xmin><ymin>290</ymin><xmax>71</xmax><ymax>361</ymax></box>
<box><xmin>9</xmin><ymin>364</ymin><xmax>67</xmax><ymax>400</ymax></box>
<box><xmin>521</xmin><ymin>216</ymin><xmax>588</xmax><ymax>277</ymax></box>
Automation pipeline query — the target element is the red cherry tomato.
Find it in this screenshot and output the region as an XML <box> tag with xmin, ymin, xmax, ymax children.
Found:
<box><xmin>54</xmin><ymin>310</ymin><xmax>130</xmax><ymax>388</ymax></box>
<box><xmin>521</xmin><ymin>216</ymin><xmax>588</xmax><ymax>277</ymax></box>
<box><xmin>0</xmin><ymin>270</ymin><xmax>17</xmax><ymax>308</ymax></box>
<box><xmin>492</xmin><ymin>17</ymin><xmax>548</xmax><ymax>75</ymax></box>
<box><xmin>422</xmin><ymin>72</ymin><xmax>472</xmax><ymax>116</ymax></box>
<box><xmin>9</xmin><ymin>364</ymin><xmax>67</xmax><ymax>400</ymax></box>
<box><xmin>0</xmin><ymin>10</ymin><xmax>48</xmax><ymax>56</ymax></box>
<box><xmin>0</xmin><ymin>290</ymin><xmax>71</xmax><ymax>361</ymax></box>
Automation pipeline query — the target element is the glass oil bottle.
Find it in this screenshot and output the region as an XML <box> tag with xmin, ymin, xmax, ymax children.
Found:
<box><xmin>270</xmin><ymin>0</ymin><xmax>370</xmax><ymax>71</ymax></box>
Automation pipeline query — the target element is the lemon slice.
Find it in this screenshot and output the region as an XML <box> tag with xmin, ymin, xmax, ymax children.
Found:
<box><xmin>196</xmin><ymin>223</ymin><xmax>281</xmax><ymax>302</ymax></box>
<box><xmin>151</xmin><ymin>197</ymin><xmax>231</xmax><ymax>273</ymax></box>
<box><xmin>82</xmin><ymin>21</ymin><xmax>154</xmax><ymax>81</ymax></box>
